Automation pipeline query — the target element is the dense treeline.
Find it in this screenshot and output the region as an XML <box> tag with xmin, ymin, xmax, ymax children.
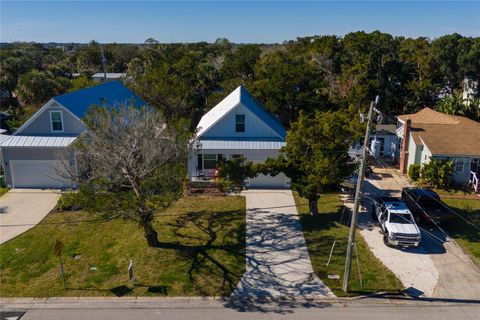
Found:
<box><xmin>1</xmin><ymin>31</ymin><xmax>479</xmax><ymax>131</ymax></box>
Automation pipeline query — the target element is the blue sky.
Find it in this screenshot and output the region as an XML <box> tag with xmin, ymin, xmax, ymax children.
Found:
<box><xmin>1</xmin><ymin>1</ymin><xmax>479</xmax><ymax>43</ymax></box>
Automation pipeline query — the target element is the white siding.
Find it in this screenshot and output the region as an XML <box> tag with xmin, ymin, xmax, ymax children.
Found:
<box><xmin>200</xmin><ymin>103</ymin><xmax>281</xmax><ymax>140</ymax></box>
<box><xmin>420</xmin><ymin>144</ymin><xmax>432</xmax><ymax>165</ymax></box>
<box><xmin>407</xmin><ymin>134</ymin><xmax>420</xmax><ymax>169</ymax></box>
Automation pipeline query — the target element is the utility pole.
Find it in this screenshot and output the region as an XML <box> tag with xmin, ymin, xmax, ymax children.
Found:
<box><xmin>342</xmin><ymin>97</ymin><xmax>378</xmax><ymax>293</ymax></box>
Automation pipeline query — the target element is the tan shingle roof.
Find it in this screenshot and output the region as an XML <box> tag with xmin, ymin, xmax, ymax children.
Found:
<box><xmin>398</xmin><ymin>108</ymin><xmax>480</xmax><ymax>157</ymax></box>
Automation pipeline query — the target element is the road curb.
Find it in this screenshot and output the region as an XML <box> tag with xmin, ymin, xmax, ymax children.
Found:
<box><xmin>2</xmin><ymin>293</ymin><xmax>478</xmax><ymax>309</ymax></box>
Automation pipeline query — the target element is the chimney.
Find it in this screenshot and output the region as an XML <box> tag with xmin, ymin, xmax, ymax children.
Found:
<box><xmin>399</xmin><ymin>119</ymin><xmax>411</xmax><ymax>174</ymax></box>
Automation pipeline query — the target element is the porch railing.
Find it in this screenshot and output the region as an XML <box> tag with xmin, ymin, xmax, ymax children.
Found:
<box><xmin>193</xmin><ymin>169</ymin><xmax>218</xmax><ymax>180</ymax></box>
<box><xmin>470</xmin><ymin>171</ymin><xmax>479</xmax><ymax>192</ymax></box>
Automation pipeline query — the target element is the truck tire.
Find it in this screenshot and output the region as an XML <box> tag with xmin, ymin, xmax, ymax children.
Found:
<box><xmin>371</xmin><ymin>205</ymin><xmax>378</xmax><ymax>222</ymax></box>
<box><xmin>383</xmin><ymin>233</ymin><xmax>393</xmax><ymax>247</ymax></box>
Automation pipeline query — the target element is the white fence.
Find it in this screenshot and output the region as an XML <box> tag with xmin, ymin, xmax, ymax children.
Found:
<box><xmin>470</xmin><ymin>171</ymin><xmax>479</xmax><ymax>192</ymax></box>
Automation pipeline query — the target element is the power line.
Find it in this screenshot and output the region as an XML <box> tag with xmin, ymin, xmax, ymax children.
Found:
<box><xmin>360</xmin><ymin>191</ymin><xmax>480</xmax><ymax>274</ymax></box>
<box><xmin>369</xmin><ymin>149</ymin><xmax>480</xmax><ymax>233</ymax></box>
<box><xmin>365</xmin><ymin>152</ymin><xmax>480</xmax><ymax>273</ymax></box>
<box><xmin>0</xmin><ymin>198</ymin><xmax>343</xmax><ymax>228</ymax></box>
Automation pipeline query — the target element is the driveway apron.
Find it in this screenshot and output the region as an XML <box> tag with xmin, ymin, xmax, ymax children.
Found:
<box><xmin>233</xmin><ymin>189</ymin><xmax>334</xmax><ymax>298</ymax></box>
<box><xmin>0</xmin><ymin>189</ymin><xmax>60</xmax><ymax>244</ymax></box>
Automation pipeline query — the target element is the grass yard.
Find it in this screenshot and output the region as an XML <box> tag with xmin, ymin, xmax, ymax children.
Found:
<box><xmin>433</xmin><ymin>188</ymin><xmax>475</xmax><ymax>197</ymax></box>
<box><xmin>442</xmin><ymin>197</ymin><xmax>480</xmax><ymax>266</ymax></box>
<box><xmin>0</xmin><ymin>195</ymin><xmax>246</xmax><ymax>297</ymax></box>
<box><xmin>294</xmin><ymin>193</ymin><xmax>403</xmax><ymax>296</ymax></box>
<box><xmin>0</xmin><ymin>187</ymin><xmax>8</xmax><ymax>197</ymax></box>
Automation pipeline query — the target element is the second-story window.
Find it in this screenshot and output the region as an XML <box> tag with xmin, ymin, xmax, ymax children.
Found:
<box><xmin>235</xmin><ymin>114</ymin><xmax>245</xmax><ymax>133</ymax></box>
<box><xmin>50</xmin><ymin>111</ymin><xmax>63</xmax><ymax>132</ymax></box>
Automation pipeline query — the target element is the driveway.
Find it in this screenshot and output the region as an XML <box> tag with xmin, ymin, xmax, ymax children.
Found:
<box><xmin>354</xmin><ymin>167</ymin><xmax>480</xmax><ymax>299</ymax></box>
<box><xmin>233</xmin><ymin>189</ymin><xmax>334</xmax><ymax>299</ymax></box>
<box><xmin>0</xmin><ymin>189</ymin><xmax>60</xmax><ymax>244</ymax></box>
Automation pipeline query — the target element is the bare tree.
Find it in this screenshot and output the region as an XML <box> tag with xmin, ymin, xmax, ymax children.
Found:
<box><xmin>61</xmin><ymin>105</ymin><xmax>193</xmax><ymax>247</ymax></box>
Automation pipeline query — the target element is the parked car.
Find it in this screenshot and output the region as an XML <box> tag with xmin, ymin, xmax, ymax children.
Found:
<box><xmin>401</xmin><ymin>188</ymin><xmax>453</xmax><ymax>225</ymax></box>
<box><xmin>372</xmin><ymin>196</ymin><xmax>421</xmax><ymax>248</ymax></box>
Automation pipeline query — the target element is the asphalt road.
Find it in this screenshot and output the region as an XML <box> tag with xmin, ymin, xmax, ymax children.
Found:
<box><xmin>1</xmin><ymin>299</ymin><xmax>479</xmax><ymax>320</ymax></box>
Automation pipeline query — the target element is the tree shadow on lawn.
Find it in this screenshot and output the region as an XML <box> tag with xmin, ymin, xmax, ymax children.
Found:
<box><xmin>66</xmin><ymin>284</ymin><xmax>171</xmax><ymax>297</ymax></box>
<box><xmin>443</xmin><ymin>208</ymin><xmax>480</xmax><ymax>245</ymax></box>
<box><xmin>65</xmin><ymin>285</ymin><xmax>133</xmax><ymax>297</ymax></box>
<box><xmin>154</xmin><ymin>209</ymin><xmax>246</xmax><ymax>297</ymax></box>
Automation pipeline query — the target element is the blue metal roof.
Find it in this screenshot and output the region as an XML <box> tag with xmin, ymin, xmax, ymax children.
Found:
<box><xmin>53</xmin><ymin>81</ymin><xmax>146</xmax><ymax>119</ymax></box>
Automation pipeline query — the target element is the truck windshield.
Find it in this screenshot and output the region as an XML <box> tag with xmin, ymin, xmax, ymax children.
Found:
<box><xmin>390</xmin><ymin>213</ymin><xmax>413</xmax><ymax>224</ymax></box>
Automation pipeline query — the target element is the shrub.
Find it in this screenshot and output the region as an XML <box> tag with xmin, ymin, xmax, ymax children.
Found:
<box><xmin>408</xmin><ymin>164</ymin><xmax>421</xmax><ymax>181</ymax></box>
<box><xmin>56</xmin><ymin>191</ymin><xmax>84</xmax><ymax>211</ymax></box>
<box><xmin>419</xmin><ymin>158</ymin><xmax>453</xmax><ymax>189</ymax></box>
<box><xmin>217</xmin><ymin>157</ymin><xmax>257</xmax><ymax>192</ymax></box>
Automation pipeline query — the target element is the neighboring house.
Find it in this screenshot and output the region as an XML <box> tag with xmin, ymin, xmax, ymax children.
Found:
<box><xmin>91</xmin><ymin>72</ymin><xmax>127</xmax><ymax>83</ymax></box>
<box><xmin>188</xmin><ymin>85</ymin><xmax>291</xmax><ymax>188</ymax></box>
<box><xmin>0</xmin><ymin>81</ymin><xmax>145</xmax><ymax>189</ymax></box>
<box><xmin>397</xmin><ymin>107</ymin><xmax>480</xmax><ymax>188</ymax></box>
<box><xmin>348</xmin><ymin>124</ymin><xmax>399</xmax><ymax>162</ymax></box>
<box><xmin>370</xmin><ymin>124</ymin><xmax>399</xmax><ymax>160</ymax></box>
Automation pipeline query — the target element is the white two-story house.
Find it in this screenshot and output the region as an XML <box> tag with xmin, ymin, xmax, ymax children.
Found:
<box><xmin>188</xmin><ymin>85</ymin><xmax>291</xmax><ymax>188</ymax></box>
<box><xmin>0</xmin><ymin>81</ymin><xmax>145</xmax><ymax>188</ymax></box>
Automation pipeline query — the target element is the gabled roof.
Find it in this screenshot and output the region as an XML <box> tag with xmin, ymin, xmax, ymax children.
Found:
<box><xmin>53</xmin><ymin>81</ymin><xmax>145</xmax><ymax>119</ymax></box>
<box><xmin>196</xmin><ymin>85</ymin><xmax>286</xmax><ymax>140</ymax></box>
<box><xmin>397</xmin><ymin>107</ymin><xmax>459</xmax><ymax>125</ymax></box>
<box><xmin>398</xmin><ymin>107</ymin><xmax>480</xmax><ymax>157</ymax></box>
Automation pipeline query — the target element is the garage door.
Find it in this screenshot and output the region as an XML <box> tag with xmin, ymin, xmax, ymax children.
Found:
<box><xmin>248</xmin><ymin>173</ymin><xmax>289</xmax><ymax>189</ymax></box>
<box><xmin>10</xmin><ymin>160</ymin><xmax>70</xmax><ymax>189</ymax></box>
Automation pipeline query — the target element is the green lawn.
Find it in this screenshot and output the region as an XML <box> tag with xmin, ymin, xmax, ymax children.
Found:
<box><xmin>0</xmin><ymin>195</ymin><xmax>246</xmax><ymax>297</ymax></box>
<box><xmin>294</xmin><ymin>193</ymin><xmax>403</xmax><ymax>296</ymax></box>
<box><xmin>442</xmin><ymin>197</ymin><xmax>480</xmax><ymax>266</ymax></box>
<box><xmin>0</xmin><ymin>187</ymin><xmax>8</xmax><ymax>197</ymax></box>
<box><xmin>433</xmin><ymin>188</ymin><xmax>474</xmax><ymax>197</ymax></box>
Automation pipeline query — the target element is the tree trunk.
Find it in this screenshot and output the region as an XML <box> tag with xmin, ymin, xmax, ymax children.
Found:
<box><xmin>308</xmin><ymin>193</ymin><xmax>319</xmax><ymax>217</ymax></box>
<box><xmin>143</xmin><ymin>222</ymin><xmax>159</xmax><ymax>247</ymax></box>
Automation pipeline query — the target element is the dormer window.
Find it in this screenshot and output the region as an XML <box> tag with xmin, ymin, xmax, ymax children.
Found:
<box><xmin>235</xmin><ymin>114</ymin><xmax>245</xmax><ymax>133</ymax></box>
<box><xmin>50</xmin><ymin>111</ymin><xmax>63</xmax><ymax>132</ymax></box>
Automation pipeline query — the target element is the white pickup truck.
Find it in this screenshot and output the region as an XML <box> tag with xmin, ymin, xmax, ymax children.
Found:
<box><xmin>371</xmin><ymin>196</ymin><xmax>421</xmax><ymax>248</ymax></box>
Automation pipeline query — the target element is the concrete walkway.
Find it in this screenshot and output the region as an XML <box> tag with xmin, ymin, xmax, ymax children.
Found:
<box><xmin>0</xmin><ymin>189</ymin><xmax>60</xmax><ymax>244</ymax></box>
<box><xmin>233</xmin><ymin>189</ymin><xmax>334</xmax><ymax>299</ymax></box>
